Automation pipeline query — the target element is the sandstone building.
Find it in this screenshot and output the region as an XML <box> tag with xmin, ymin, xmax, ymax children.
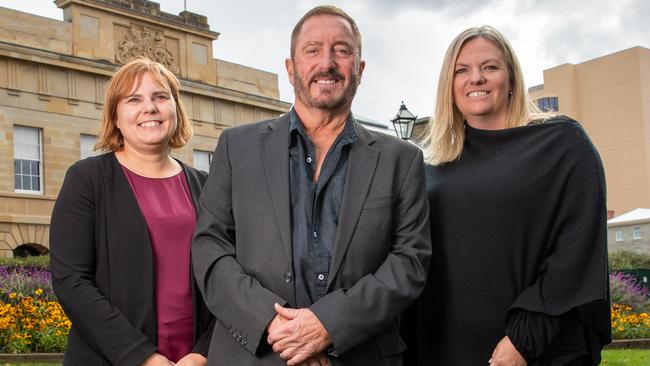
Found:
<box><xmin>0</xmin><ymin>0</ymin><xmax>291</xmax><ymax>257</ymax></box>
<box><xmin>528</xmin><ymin>47</ymin><xmax>650</xmax><ymax>217</ymax></box>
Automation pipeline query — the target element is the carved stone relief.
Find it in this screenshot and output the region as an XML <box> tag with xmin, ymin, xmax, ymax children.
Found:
<box><xmin>115</xmin><ymin>25</ymin><xmax>174</xmax><ymax>67</ymax></box>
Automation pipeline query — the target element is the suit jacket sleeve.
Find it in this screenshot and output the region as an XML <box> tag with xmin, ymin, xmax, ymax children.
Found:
<box><xmin>50</xmin><ymin>162</ymin><xmax>156</xmax><ymax>366</ymax></box>
<box><xmin>192</xmin><ymin>129</ymin><xmax>287</xmax><ymax>355</ymax></box>
<box><xmin>310</xmin><ymin>148</ymin><xmax>431</xmax><ymax>355</ymax></box>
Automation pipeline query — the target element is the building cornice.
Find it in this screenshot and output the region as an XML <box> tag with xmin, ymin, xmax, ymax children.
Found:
<box><xmin>0</xmin><ymin>41</ymin><xmax>291</xmax><ymax>112</ymax></box>
<box><xmin>608</xmin><ymin>219</ymin><xmax>650</xmax><ymax>228</ymax></box>
<box><xmin>54</xmin><ymin>0</ymin><xmax>220</xmax><ymax>40</ymax></box>
<box><xmin>0</xmin><ymin>214</ymin><xmax>52</xmax><ymax>225</ymax></box>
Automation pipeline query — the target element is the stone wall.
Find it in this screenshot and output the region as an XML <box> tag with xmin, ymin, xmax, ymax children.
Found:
<box><xmin>0</xmin><ymin>6</ymin><xmax>72</xmax><ymax>55</ymax></box>
<box><xmin>608</xmin><ymin>222</ymin><xmax>650</xmax><ymax>253</ymax></box>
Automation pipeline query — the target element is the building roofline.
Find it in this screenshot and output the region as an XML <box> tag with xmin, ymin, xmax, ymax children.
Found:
<box><xmin>55</xmin><ymin>0</ymin><xmax>220</xmax><ymax>40</ymax></box>
<box><xmin>354</xmin><ymin>113</ymin><xmax>390</xmax><ymax>129</ymax></box>
<box><xmin>608</xmin><ymin>208</ymin><xmax>650</xmax><ymax>227</ymax></box>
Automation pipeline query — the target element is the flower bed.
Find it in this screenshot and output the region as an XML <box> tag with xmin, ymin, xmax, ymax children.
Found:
<box><xmin>3</xmin><ymin>257</ymin><xmax>650</xmax><ymax>353</ymax></box>
<box><xmin>0</xmin><ymin>259</ymin><xmax>69</xmax><ymax>353</ymax></box>
<box><xmin>611</xmin><ymin>304</ymin><xmax>650</xmax><ymax>339</ymax></box>
<box><xmin>610</xmin><ymin>271</ymin><xmax>650</xmax><ymax>340</ymax></box>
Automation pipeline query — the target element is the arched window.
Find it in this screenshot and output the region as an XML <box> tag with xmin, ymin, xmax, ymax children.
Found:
<box><xmin>13</xmin><ymin>243</ymin><xmax>50</xmax><ymax>257</ymax></box>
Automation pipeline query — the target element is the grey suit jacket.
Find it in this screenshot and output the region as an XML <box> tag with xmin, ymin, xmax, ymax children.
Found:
<box><xmin>192</xmin><ymin>113</ymin><xmax>431</xmax><ymax>365</ymax></box>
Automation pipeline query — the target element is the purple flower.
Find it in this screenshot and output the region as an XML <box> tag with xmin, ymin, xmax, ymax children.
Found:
<box><xmin>0</xmin><ymin>265</ymin><xmax>55</xmax><ymax>302</ymax></box>
<box><xmin>610</xmin><ymin>271</ymin><xmax>650</xmax><ymax>312</ymax></box>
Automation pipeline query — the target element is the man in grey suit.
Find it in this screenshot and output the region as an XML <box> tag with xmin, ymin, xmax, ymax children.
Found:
<box><xmin>192</xmin><ymin>5</ymin><xmax>431</xmax><ymax>365</ymax></box>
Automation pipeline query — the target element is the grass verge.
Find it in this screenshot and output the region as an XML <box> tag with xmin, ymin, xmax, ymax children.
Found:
<box><xmin>602</xmin><ymin>349</ymin><xmax>650</xmax><ymax>365</ymax></box>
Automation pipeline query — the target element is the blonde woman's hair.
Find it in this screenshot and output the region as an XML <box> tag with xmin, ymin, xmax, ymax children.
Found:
<box><xmin>423</xmin><ymin>25</ymin><xmax>550</xmax><ymax>165</ymax></box>
<box><xmin>95</xmin><ymin>57</ymin><xmax>192</xmax><ymax>152</ymax></box>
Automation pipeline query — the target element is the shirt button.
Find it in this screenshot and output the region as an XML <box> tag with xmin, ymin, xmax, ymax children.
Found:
<box><xmin>318</xmin><ymin>274</ymin><xmax>325</xmax><ymax>281</ymax></box>
<box><xmin>306</xmin><ymin>156</ymin><xmax>312</xmax><ymax>163</ymax></box>
<box><xmin>284</xmin><ymin>272</ymin><xmax>293</xmax><ymax>283</ymax></box>
<box><xmin>313</xmin><ymin>231</ymin><xmax>318</xmax><ymax>238</ymax></box>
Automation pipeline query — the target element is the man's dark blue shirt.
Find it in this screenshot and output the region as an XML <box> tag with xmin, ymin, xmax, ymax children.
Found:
<box><xmin>288</xmin><ymin>108</ymin><xmax>359</xmax><ymax>308</ymax></box>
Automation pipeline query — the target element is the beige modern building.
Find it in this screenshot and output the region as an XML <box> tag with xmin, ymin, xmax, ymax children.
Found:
<box><xmin>529</xmin><ymin>46</ymin><xmax>650</xmax><ymax>216</ymax></box>
<box><xmin>0</xmin><ymin>0</ymin><xmax>291</xmax><ymax>258</ymax></box>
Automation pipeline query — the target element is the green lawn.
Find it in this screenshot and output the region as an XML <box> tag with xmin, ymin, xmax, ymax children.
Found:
<box><xmin>601</xmin><ymin>349</ymin><xmax>650</xmax><ymax>365</ymax></box>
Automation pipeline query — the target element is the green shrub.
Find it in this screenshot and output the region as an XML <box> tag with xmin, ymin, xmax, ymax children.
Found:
<box><xmin>609</xmin><ymin>250</ymin><xmax>650</xmax><ymax>271</ymax></box>
<box><xmin>0</xmin><ymin>255</ymin><xmax>50</xmax><ymax>270</ymax></box>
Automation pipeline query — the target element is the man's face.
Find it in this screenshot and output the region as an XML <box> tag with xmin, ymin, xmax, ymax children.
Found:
<box><xmin>286</xmin><ymin>14</ymin><xmax>365</xmax><ymax>112</ymax></box>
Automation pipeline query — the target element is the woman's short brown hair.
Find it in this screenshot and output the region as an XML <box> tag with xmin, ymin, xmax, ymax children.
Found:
<box><xmin>95</xmin><ymin>57</ymin><xmax>192</xmax><ymax>152</ymax></box>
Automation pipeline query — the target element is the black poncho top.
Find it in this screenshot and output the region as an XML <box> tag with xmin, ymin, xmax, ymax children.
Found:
<box><xmin>415</xmin><ymin>116</ymin><xmax>611</xmax><ymax>365</ymax></box>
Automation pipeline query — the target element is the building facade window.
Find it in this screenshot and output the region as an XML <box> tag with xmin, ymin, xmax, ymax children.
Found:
<box><xmin>537</xmin><ymin>97</ymin><xmax>559</xmax><ymax>112</ymax></box>
<box><xmin>80</xmin><ymin>134</ymin><xmax>100</xmax><ymax>159</ymax></box>
<box><xmin>193</xmin><ymin>150</ymin><xmax>213</xmax><ymax>173</ymax></box>
<box><xmin>633</xmin><ymin>227</ymin><xmax>642</xmax><ymax>240</ymax></box>
<box><xmin>13</xmin><ymin>125</ymin><xmax>43</xmax><ymax>194</ymax></box>
<box><xmin>615</xmin><ymin>229</ymin><xmax>623</xmax><ymax>242</ymax></box>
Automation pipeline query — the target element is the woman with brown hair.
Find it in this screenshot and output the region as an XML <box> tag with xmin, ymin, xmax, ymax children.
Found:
<box><xmin>51</xmin><ymin>57</ymin><xmax>213</xmax><ymax>366</ymax></box>
<box><xmin>410</xmin><ymin>26</ymin><xmax>611</xmax><ymax>365</ymax></box>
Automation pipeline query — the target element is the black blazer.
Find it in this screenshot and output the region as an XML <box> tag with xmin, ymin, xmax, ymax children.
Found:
<box><xmin>51</xmin><ymin>153</ymin><xmax>214</xmax><ymax>366</ymax></box>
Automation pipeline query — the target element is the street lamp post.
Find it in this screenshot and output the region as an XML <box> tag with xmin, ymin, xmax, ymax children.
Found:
<box><xmin>391</xmin><ymin>101</ymin><xmax>417</xmax><ymax>140</ymax></box>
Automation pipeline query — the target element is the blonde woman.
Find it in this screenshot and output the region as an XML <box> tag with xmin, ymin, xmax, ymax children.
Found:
<box><xmin>51</xmin><ymin>58</ymin><xmax>213</xmax><ymax>366</ymax></box>
<box><xmin>410</xmin><ymin>26</ymin><xmax>611</xmax><ymax>365</ymax></box>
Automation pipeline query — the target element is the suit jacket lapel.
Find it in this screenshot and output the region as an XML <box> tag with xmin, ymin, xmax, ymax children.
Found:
<box><xmin>328</xmin><ymin>124</ymin><xmax>379</xmax><ymax>289</ymax></box>
<box><xmin>260</xmin><ymin>114</ymin><xmax>293</xmax><ymax>265</ymax></box>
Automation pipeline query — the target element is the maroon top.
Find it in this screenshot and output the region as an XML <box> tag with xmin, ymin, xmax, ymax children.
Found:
<box><xmin>121</xmin><ymin>165</ymin><xmax>195</xmax><ymax>362</ymax></box>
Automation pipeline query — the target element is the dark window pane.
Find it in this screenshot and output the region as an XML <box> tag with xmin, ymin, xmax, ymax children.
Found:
<box><xmin>537</xmin><ymin>97</ymin><xmax>559</xmax><ymax>112</ymax></box>
<box><xmin>13</xmin><ymin>159</ymin><xmax>41</xmax><ymax>191</ymax></box>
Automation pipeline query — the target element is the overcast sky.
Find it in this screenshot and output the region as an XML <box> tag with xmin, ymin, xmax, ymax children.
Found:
<box><xmin>1</xmin><ymin>0</ymin><xmax>649</xmax><ymax>124</ymax></box>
